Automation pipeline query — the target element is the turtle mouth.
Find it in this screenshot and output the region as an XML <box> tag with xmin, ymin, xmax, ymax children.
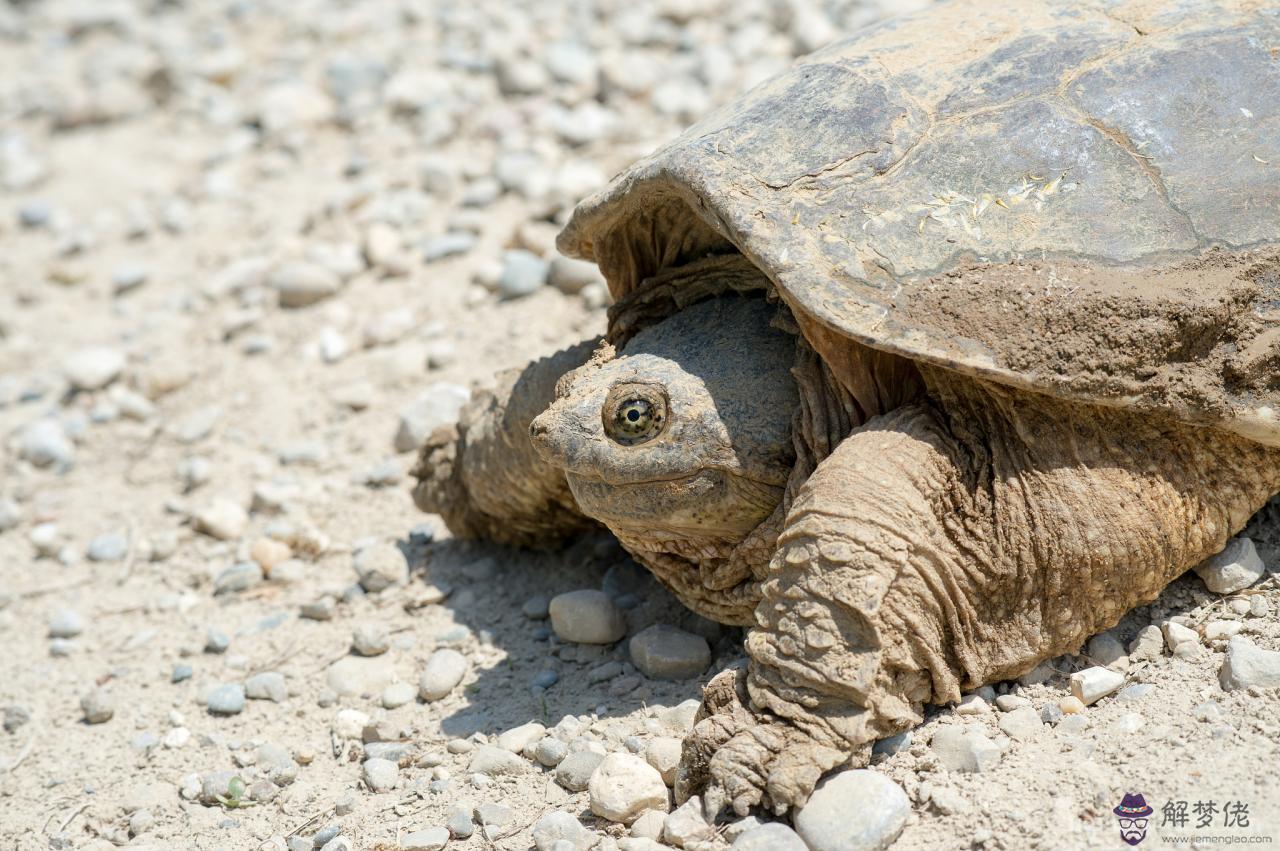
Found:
<box><xmin>566</xmin><ymin>468</ymin><xmax>784</xmax><ymax>540</ymax></box>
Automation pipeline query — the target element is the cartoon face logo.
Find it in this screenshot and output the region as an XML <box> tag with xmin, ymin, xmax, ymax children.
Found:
<box><xmin>1113</xmin><ymin>793</ymin><xmax>1154</xmax><ymax>846</ymax></box>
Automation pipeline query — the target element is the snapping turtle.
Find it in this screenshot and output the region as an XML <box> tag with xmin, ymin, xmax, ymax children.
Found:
<box><xmin>415</xmin><ymin>0</ymin><xmax>1280</xmax><ymax>816</ymax></box>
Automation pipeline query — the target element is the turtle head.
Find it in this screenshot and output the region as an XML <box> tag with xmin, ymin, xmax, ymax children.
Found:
<box><xmin>530</xmin><ymin>297</ymin><xmax>797</xmax><ymax>550</ymax></box>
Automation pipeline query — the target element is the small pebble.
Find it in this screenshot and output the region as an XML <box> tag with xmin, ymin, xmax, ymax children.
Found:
<box><xmin>81</xmin><ymin>688</ymin><xmax>115</xmax><ymax>724</ymax></box>
<box><xmin>352</xmin><ymin>623</ymin><xmax>390</xmax><ymax>656</ymax></box>
<box><xmin>419</xmin><ymin>648</ymin><xmax>468</xmax><ymax>700</ymax></box>
<box><xmin>1194</xmin><ymin>536</ymin><xmax>1265</xmax><ymax>594</ymax></box>
<box><xmin>629</xmin><ymin>625</ymin><xmax>710</xmax><ymax>680</ymax></box>
<box><xmin>48</xmin><ymin>609</ymin><xmax>83</xmax><ymax>639</ymax></box>
<box><xmin>207</xmin><ymin>683</ymin><xmax>246</xmax><ymax>715</ymax></box>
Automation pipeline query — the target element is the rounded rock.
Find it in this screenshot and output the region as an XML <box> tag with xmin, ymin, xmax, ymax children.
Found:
<box><xmin>381</xmin><ymin>682</ymin><xmax>417</xmax><ymax>710</ymax></box>
<box><xmin>549</xmin><ymin>590</ymin><xmax>626</xmax><ymax>645</ymax></box>
<box><xmin>419</xmin><ymin>648</ymin><xmax>468</xmax><ymax>701</ymax></box>
<box><xmin>588</xmin><ymin>753</ymin><xmax>670</xmax><ymax>824</ymax></box>
<box><xmin>629</xmin><ymin>625</ymin><xmax>711</xmax><ymax>680</ymax></box>
<box><xmin>794</xmin><ymin>769</ymin><xmax>910</xmax><ymax>851</ymax></box>
<box><xmin>352</xmin><ymin>623</ymin><xmax>390</xmax><ymax>657</ymax></box>
<box><xmin>81</xmin><ymin>688</ymin><xmax>115</xmax><ymax>724</ymax></box>
<box><xmin>353</xmin><ymin>543</ymin><xmax>409</xmax><ymax>592</ymax></box>
<box><xmin>362</xmin><ymin>757</ymin><xmax>399</xmax><ymax>792</ymax></box>
<box><xmin>63</xmin><ymin>346</ymin><xmax>126</xmax><ymax>391</ymax></box>
<box><xmin>207</xmin><ymin>683</ymin><xmax>246</xmax><ymax>715</ymax></box>
<box><xmin>732</xmin><ymin>822</ymin><xmax>809</xmax><ymax>851</ymax></box>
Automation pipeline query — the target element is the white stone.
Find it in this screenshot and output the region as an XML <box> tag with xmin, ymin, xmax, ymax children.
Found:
<box><xmin>731</xmin><ymin>822</ymin><xmax>808</xmax><ymax>851</ymax></box>
<box><xmin>1069</xmin><ymin>666</ymin><xmax>1125</xmax><ymax>705</ymax></box>
<box><xmin>550</xmin><ymin>590</ymin><xmax>626</xmax><ymax>644</ymax></box>
<box><xmin>394</xmin><ymin>383</ymin><xmax>471</xmax><ymax>453</ymax></box>
<box><xmin>331</xmin><ymin>709</ymin><xmax>370</xmax><ymax>740</ymax></box>
<box><xmin>362</xmin><ymin>758</ymin><xmax>398</xmax><ymax>792</ymax></box>
<box><xmin>381</xmin><ymin>682</ymin><xmax>416</xmax><ymax>709</ymax></box>
<box><xmin>588</xmin><ymin>753</ymin><xmax>670</xmax><ymax>824</ymax></box>
<box><xmin>400</xmin><ymin>828</ymin><xmax>449</xmax><ymax>851</ymax></box>
<box><xmin>351</xmin><ymin>623</ymin><xmax>390</xmax><ymax>656</ymax></box>
<box><xmin>794</xmin><ymin>769</ymin><xmax>910</xmax><ymax>851</ymax></box>
<box><xmin>63</xmin><ymin>346</ymin><xmax>126</xmax><ymax>391</ymax></box>
<box><xmin>245</xmin><ymin>672</ymin><xmax>287</xmax><ymax>702</ymax></box>
<box><xmin>327</xmin><ymin>656</ymin><xmax>396</xmax><ymax>697</ymax></box>
<box><xmin>662</xmin><ymin>797</ymin><xmax>715</xmax><ymax>847</ymax></box>
<box><xmin>468</xmin><ymin>745</ymin><xmax>527</xmax><ymax>776</ymax></box>
<box><xmin>1220</xmin><ymin>636</ymin><xmax>1280</xmax><ymax>690</ymax></box>
<box><xmin>1204</xmin><ymin>620</ymin><xmax>1243</xmax><ymax>642</ymax></box>
<box><xmin>930</xmin><ymin>727</ymin><xmax>1002</xmax><ymax>773</ymax></box>
<box><xmin>997</xmin><ymin>706</ymin><xmax>1043</xmax><ymax>741</ymax></box>
<box><xmin>532</xmin><ymin>811</ymin><xmax>593</xmax><ymax>851</ymax></box>
<box><xmin>644</xmin><ymin>737</ymin><xmax>681</xmax><ymax>786</ymax></box>
<box><xmin>419</xmin><ymin>649</ymin><xmax>468</xmax><ymax>700</ymax></box>
<box><xmin>497</xmin><ymin>721</ymin><xmax>545</xmax><ymax>753</ymax></box>
<box><xmin>194</xmin><ymin>499</ymin><xmax>248</xmax><ymax>541</ymax></box>
<box><xmin>1194</xmin><ymin>537</ymin><xmax>1266</xmax><ymax>594</ymax></box>
<box><xmin>271</xmin><ymin>261</ymin><xmax>341</xmax><ymax>308</ymax></box>
<box><xmin>353</xmin><ymin>543</ymin><xmax>408</xmax><ymax>592</ymax></box>
<box><xmin>1163</xmin><ymin>621</ymin><xmax>1199</xmax><ymax>651</ymax></box>
<box><xmin>954</xmin><ymin>694</ymin><xmax>990</xmax><ymax>715</ymax></box>
<box><xmin>20</xmin><ymin>420</ymin><xmax>75</xmax><ymax>468</ymax></box>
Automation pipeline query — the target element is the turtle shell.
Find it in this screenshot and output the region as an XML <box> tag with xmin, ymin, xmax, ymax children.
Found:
<box><xmin>559</xmin><ymin>0</ymin><xmax>1280</xmax><ymax>446</ymax></box>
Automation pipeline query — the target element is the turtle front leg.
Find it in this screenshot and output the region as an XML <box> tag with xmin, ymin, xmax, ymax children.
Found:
<box><xmin>685</xmin><ymin>378</ymin><xmax>1280</xmax><ymax>817</ymax></box>
<box><xmin>411</xmin><ymin>338</ymin><xmax>600</xmax><ymax>548</ymax></box>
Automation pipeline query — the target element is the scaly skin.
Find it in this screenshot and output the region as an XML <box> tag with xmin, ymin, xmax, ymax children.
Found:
<box><xmin>683</xmin><ymin>371</ymin><xmax>1280</xmax><ymax>817</ymax></box>
<box><xmin>411</xmin><ymin>339</ymin><xmax>599</xmax><ymax>549</ymax></box>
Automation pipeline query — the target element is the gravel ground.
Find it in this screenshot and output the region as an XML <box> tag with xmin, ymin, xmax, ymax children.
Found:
<box><xmin>2</xmin><ymin>1</ymin><xmax>1280</xmax><ymax>849</ymax></box>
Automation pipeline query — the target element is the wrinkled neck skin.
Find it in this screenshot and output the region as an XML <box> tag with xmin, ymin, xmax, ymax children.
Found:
<box><xmin>531</xmin><ymin>294</ymin><xmax>800</xmax><ymax>623</ymax></box>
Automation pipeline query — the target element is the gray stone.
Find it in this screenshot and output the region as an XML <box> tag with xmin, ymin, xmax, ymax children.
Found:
<box><xmin>644</xmin><ymin>737</ymin><xmax>681</xmax><ymax>786</ymax></box>
<box><xmin>205</xmin><ymin>627</ymin><xmax>230</xmax><ymax>654</ymax></box>
<box><xmin>48</xmin><ymin>608</ymin><xmax>83</xmax><ymax>638</ymax></box>
<box><xmin>1220</xmin><ymin>636</ymin><xmax>1280</xmax><ymax>690</ymax></box>
<box><xmin>533</xmin><ymin>669</ymin><xmax>559</xmax><ymax>689</ymax></box>
<box><xmin>1086</xmin><ymin>632</ymin><xmax>1128</xmax><ymax>667</ymax></box>
<box><xmin>732</xmin><ymin>823</ymin><xmax>808</xmax><ymax>851</ymax></box>
<box><xmin>497</xmin><ymin>249</ymin><xmax>548</xmax><ymax>299</ymax></box>
<box><xmin>422</xmin><ymin>232</ymin><xmax>476</xmax><ymax>262</ymax></box>
<box><xmin>362</xmin><ymin>757</ymin><xmax>398</xmax><ymax>792</ymax></box>
<box><xmin>930</xmin><ymin>726</ymin><xmax>1002</xmax><ymax>773</ymax></box>
<box><xmin>4</xmin><ymin>705</ymin><xmax>30</xmax><ymax>734</ymax></box>
<box><xmin>420</xmin><ymin>648</ymin><xmax>468</xmax><ymax>700</ymax></box>
<box><xmin>171</xmin><ymin>664</ymin><xmax>193</xmax><ymax>683</ymax></box>
<box><xmin>111</xmin><ymin>264</ymin><xmax>148</xmax><ymax>295</ymax></box>
<box><xmin>352</xmin><ymin>623</ymin><xmax>390</xmax><ymax>656</ymax></box>
<box><xmin>214</xmin><ymin>562</ymin><xmax>263</xmax><ymax>594</ymax></box>
<box><xmin>86</xmin><ymin>531</ymin><xmax>129</xmax><ymax>562</ymax></box>
<box><xmin>81</xmin><ymin>688</ymin><xmax>115</xmax><ymax>724</ymax></box>
<box><xmin>589</xmin><ymin>753</ymin><xmax>669</xmax><ymax>824</ymax></box>
<box><xmin>270</xmin><ymin>261</ymin><xmax>341</xmax><ymax>308</ymax></box>
<box><xmin>63</xmin><ymin>346</ymin><xmax>126</xmax><ymax>391</ymax></box>
<box><xmin>468</xmin><ymin>745</ymin><xmax>527</xmax><ymax>776</ymax></box>
<box><xmin>301</xmin><ymin>597</ymin><xmax>337</xmax><ymax>621</ymax></box>
<box><xmin>245</xmin><ymin>672</ymin><xmax>287</xmax><ymax>703</ymax></box>
<box><xmin>522</xmin><ymin>594</ymin><xmax>551</xmax><ymax>619</ymax></box>
<box><xmin>547</xmin><ymin>256</ymin><xmax>604</xmax><ymax>294</ymax></box>
<box><xmin>549</xmin><ymin>590</ymin><xmax>626</xmax><ymax>644</ymax></box>
<box><xmin>394</xmin><ymin>384</ymin><xmax>470</xmax><ymax>453</ymax></box>
<box><xmin>1195</xmin><ymin>537</ymin><xmax>1266</xmax><ymax>594</ymax></box>
<box><xmin>629</xmin><ymin>625</ymin><xmax>710</xmax><ymax>680</ymax></box>
<box><xmin>871</xmin><ymin>731</ymin><xmax>912</xmax><ymax>756</ymax></box>
<box><xmin>555</xmin><ymin>749</ymin><xmax>605</xmax><ymax>792</ymax></box>
<box><xmin>207</xmin><ymin>683</ymin><xmax>246</xmax><ymax>715</ymax></box>
<box><xmin>354</xmin><ymin>543</ymin><xmax>409</xmax><ymax>592</ymax></box>
<box><xmin>20</xmin><ymin>420</ymin><xmax>75</xmax><ymax>468</ymax></box>
<box><xmin>794</xmin><ymin>769</ymin><xmax>910</xmax><ymax>851</ymax></box>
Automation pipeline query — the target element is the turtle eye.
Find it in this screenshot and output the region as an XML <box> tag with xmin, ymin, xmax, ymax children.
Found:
<box><xmin>603</xmin><ymin>385</ymin><xmax>667</xmax><ymax>445</ymax></box>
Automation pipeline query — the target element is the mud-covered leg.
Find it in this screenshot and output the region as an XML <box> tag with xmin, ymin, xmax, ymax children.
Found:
<box><xmin>411</xmin><ymin>339</ymin><xmax>600</xmax><ymax>548</ymax></box>
<box><xmin>687</xmin><ymin>378</ymin><xmax>1280</xmax><ymax>816</ymax></box>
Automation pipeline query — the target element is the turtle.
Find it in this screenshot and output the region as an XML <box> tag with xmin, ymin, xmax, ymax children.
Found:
<box><xmin>414</xmin><ymin>0</ymin><xmax>1280</xmax><ymax>818</ymax></box>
